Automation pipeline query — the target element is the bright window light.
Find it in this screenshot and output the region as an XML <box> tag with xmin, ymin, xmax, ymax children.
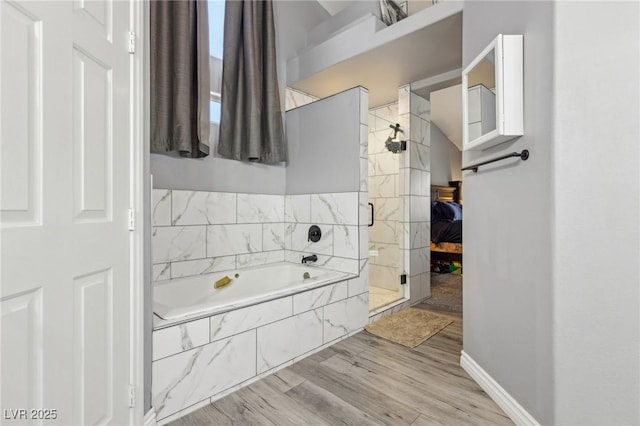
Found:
<box><xmin>209</xmin><ymin>0</ymin><xmax>225</xmax><ymax>60</ymax></box>
<box><xmin>209</xmin><ymin>0</ymin><xmax>225</xmax><ymax>124</ymax></box>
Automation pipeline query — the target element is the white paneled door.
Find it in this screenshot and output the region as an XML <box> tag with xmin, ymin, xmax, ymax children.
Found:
<box><xmin>1</xmin><ymin>1</ymin><xmax>134</xmax><ymax>424</ymax></box>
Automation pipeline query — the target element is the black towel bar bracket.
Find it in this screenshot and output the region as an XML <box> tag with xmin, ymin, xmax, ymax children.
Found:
<box><xmin>462</xmin><ymin>149</ymin><xmax>529</xmax><ymax>173</ymax></box>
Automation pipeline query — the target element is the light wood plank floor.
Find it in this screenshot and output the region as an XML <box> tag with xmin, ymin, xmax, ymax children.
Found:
<box><xmin>169</xmin><ymin>305</ymin><xmax>513</xmax><ymax>426</ymax></box>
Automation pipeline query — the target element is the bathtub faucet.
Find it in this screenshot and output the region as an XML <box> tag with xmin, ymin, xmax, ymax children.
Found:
<box><xmin>301</xmin><ymin>254</ymin><xmax>318</xmax><ymax>264</ymax></box>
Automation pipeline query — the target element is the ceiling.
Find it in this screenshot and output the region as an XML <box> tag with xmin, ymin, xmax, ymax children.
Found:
<box><xmin>317</xmin><ymin>0</ymin><xmax>433</xmax><ymax>17</ymax></box>
<box><xmin>430</xmin><ymin>84</ymin><xmax>462</xmax><ymax>150</ymax></box>
<box><xmin>316</xmin><ymin>0</ymin><xmax>354</xmax><ymax>16</ymax></box>
<box><xmin>289</xmin><ymin>11</ymin><xmax>462</xmax><ymax>108</ymax></box>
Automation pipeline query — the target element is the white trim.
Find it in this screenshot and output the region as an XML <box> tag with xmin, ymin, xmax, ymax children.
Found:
<box><xmin>129</xmin><ymin>0</ymin><xmax>145</xmax><ymax>424</ymax></box>
<box><xmin>460</xmin><ymin>351</ymin><xmax>540</xmax><ymax>426</ymax></box>
<box><xmin>144</xmin><ymin>409</ymin><xmax>157</xmax><ymax>426</ymax></box>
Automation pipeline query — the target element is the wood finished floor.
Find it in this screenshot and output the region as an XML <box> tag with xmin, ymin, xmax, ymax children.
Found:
<box><xmin>168</xmin><ymin>305</ymin><xmax>513</xmax><ymax>426</ymax></box>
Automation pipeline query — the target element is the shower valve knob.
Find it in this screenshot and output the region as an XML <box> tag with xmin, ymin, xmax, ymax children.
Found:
<box><xmin>308</xmin><ymin>225</ymin><xmax>321</xmax><ymax>242</ymax></box>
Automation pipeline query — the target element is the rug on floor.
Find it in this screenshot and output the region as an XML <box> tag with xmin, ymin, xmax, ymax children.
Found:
<box><xmin>421</xmin><ymin>273</ymin><xmax>462</xmax><ymax>313</ymax></box>
<box><xmin>364</xmin><ymin>308</ymin><xmax>453</xmax><ymax>348</ymax></box>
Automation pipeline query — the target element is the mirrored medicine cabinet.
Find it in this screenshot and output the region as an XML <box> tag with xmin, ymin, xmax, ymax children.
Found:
<box><xmin>462</xmin><ymin>34</ymin><xmax>524</xmax><ymax>151</ymax></box>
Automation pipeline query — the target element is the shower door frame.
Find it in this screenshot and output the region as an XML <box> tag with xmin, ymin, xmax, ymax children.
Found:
<box><xmin>367</xmin><ymin>84</ymin><xmax>433</xmax><ymax>316</ymax></box>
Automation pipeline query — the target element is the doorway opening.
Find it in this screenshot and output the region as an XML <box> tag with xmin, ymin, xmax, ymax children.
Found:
<box><xmin>414</xmin><ymin>81</ymin><xmax>463</xmax><ymax>314</ymax></box>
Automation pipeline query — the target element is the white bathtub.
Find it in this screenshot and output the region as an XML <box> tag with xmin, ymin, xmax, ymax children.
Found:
<box><xmin>153</xmin><ymin>262</ymin><xmax>355</xmax><ymax>322</ymax></box>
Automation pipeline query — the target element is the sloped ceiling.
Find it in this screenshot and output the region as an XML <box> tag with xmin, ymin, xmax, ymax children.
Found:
<box><xmin>289</xmin><ymin>11</ymin><xmax>462</xmax><ymax>107</ymax></box>
<box><xmin>317</xmin><ymin>0</ymin><xmax>432</xmax><ymax>16</ymax></box>
<box><xmin>316</xmin><ymin>0</ymin><xmax>355</xmax><ymax>16</ymax></box>
<box><xmin>430</xmin><ymin>84</ymin><xmax>462</xmax><ymax>150</ymax></box>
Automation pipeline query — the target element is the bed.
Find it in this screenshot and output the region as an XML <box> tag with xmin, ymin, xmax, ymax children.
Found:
<box><xmin>430</xmin><ymin>184</ymin><xmax>462</xmax><ymax>261</ymax></box>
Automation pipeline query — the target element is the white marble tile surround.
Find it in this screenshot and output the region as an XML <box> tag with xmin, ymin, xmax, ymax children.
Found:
<box><xmin>152</xmin><ymin>190</ymin><xmax>364</xmax><ymax>279</ymax></box>
<box><xmin>404</xmin><ymin>87</ymin><xmax>432</xmax><ymax>304</ymax></box>
<box><xmin>284</xmin><ymin>192</ymin><xmax>362</xmax><ymax>275</ymax></box>
<box><xmin>151</xmin><ymin>91</ymin><xmax>372</xmax><ymax>424</ymax></box>
<box><xmin>152</xmin><ymin>280</ymin><xmax>369</xmax><ymax>422</ymax></box>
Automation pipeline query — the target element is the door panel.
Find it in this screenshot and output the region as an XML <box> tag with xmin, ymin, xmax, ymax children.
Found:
<box><xmin>73</xmin><ymin>269</ymin><xmax>113</xmax><ymax>425</ymax></box>
<box><xmin>0</xmin><ymin>288</ymin><xmax>44</xmax><ymax>423</ymax></box>
<box><xmin>73</xmin><ymin>0</ymin><xmax>112</xmax><ymax>41</ymax></box>
<box><xmin>72</xmin><ymin>46</ymin><xmax>112</xmax><ymax>222</ymax></box>
<box><xmin>1</xmin><ymin>1</ymin><xmax>132</xmax><ymax>424</ymax></box>
<box><xmin>0</xmin><ymin>1</ymin><xmax>43</xmax><ymax>228</ymax></box>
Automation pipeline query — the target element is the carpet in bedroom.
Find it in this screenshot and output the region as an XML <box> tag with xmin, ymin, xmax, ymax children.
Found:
<box><xmin>421</xmin><ymin>273</ymin><xmax>462</xmax><ymax>313</ymax></box>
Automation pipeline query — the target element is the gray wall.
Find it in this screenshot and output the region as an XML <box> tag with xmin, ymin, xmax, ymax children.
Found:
<box><xmin>552</xmin><ymin>2</ymin><xmax>640</xmax><ymax>423</ymax></box>
<box><xmin>286</xmin><ymin>88</ymin><xmax>363</xmax><ymax>194</ymax></box>
<box><xmin>462</xmin><ymin>2</ymin><xmax>555</xmax><ymax>423</ymax></box>
<box><xmin>151</xmin><ymin>1</ymin><xmax>329</xmax><ymax>194</ymax></box>
<box><xmin>151</xmin><ymin>152</ymin><xmax>287</xmax><ymax>194</ymax></box>
<box><xmin>464</xmin><ymin>2</ymin><xmax>640</xmax><ymax>424</ymax></box>
<box><xmin>430</xmin><ymin>123</ymin><xmax>461</xmax><ymax>186</ymax></box>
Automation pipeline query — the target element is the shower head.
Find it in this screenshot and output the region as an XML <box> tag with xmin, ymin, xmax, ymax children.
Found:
<box><xmin>385</xmin><ymin>137</ymin><xmax>406</xmax><ymax>153</ymax></box>
<box><xmin>389</xmin><ymin>123</ymin><xmax>404</xmax><ymax>139</ymax></box>
<box><xmin>385</xmin><ymin>137</ymin><xmax>401</xmax><ymax>153</ymax></box>
<box><xmin>385</xmin><ymin>123</ymin><xmax>406</xmax><ymax>153</ymax></box>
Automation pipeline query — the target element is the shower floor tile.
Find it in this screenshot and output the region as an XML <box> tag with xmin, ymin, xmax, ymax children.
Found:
<box><xmin>369</xmin><ymin>286</ymin><xmax>402</xmax><ymax>311</ymax></box>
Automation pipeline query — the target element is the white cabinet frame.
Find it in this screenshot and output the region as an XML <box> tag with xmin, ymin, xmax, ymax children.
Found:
<box><xmin>462</xmin><ymin>34</ymin><xmax>524</xmax><ymax>151</ymax></box>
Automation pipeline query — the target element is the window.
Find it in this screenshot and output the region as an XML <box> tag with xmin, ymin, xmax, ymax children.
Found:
<box><xmin>209</xmin><ymin>0</ymin><xmax>225</xmax><ymax>124</ymax></box>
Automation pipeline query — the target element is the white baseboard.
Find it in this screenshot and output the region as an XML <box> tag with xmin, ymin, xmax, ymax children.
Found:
<box><xmin>144</xmin><ymin>408</ymin><xmax>157</xmax><ymax>426</ymax></box>
<box><xmin>460</xmin><ymin>351</ymin><xmax>540</xmax><ymax>426</ymax></box>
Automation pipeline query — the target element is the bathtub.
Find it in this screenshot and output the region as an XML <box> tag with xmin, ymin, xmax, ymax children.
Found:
<box><xmin>153</xmin><ymin>262</ymin><xmax>356</xmax><ymax>323</ymax></box>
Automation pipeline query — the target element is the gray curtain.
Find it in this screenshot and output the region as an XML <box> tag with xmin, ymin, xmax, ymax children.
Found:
<box><xmin>151</xmin><ymin>0</ymin><xmax>210</xmax><ymax>158</ymax></box>
<box><xmin>218</xmin><ymin>0</ymin><xmax>286</xmax><ymax>163</ymax></box>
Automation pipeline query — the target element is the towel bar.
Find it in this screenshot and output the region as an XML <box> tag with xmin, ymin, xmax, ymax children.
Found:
<box><xmin>462</xmin><ymin>150</ymin><xmax>529</xmax><ymax>173</ymax></box>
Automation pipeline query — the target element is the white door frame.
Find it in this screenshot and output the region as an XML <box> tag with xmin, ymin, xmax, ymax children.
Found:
<box><xmin>1</xmin><ymin>0</ymin><xmax>145</xmax><ymax>422</ymax></box>
<box><xmin>129</xmin><ymin>0</ymin><xmax>145</xmax><ymax>424</ymax></box>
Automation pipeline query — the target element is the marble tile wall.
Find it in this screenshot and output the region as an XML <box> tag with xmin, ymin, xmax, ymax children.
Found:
<box><xmin>284</xmin><ymin>192</ymin><xmax>362</xmax><ymax>275</ymax></box>
<box><xmin>152</xmin><ymin>279</ymin><xmax>369</xmax><ymax>423</ymax></box>
<box><xmin>153</xmin><ymin>189</ymin><xmax>367</xmax><ymax>279</ymax></box>
<box><xmin>403</xmin><ymin>87</ymin><xmax>432</xmax><ymax>303</ymax></box>
<box><xmin>152</xmin><ymin>190</ymin><xmax>286</xmax><ymax>280</ymax></box>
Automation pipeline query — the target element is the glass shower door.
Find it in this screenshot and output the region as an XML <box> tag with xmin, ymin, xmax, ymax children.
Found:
<box><xmin>367</xmin><ymin>99</ymin><xmax>406</xmax><ymax>312</ymax></box>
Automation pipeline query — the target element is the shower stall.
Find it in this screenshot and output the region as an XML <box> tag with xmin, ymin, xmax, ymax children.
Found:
<box><xmin>367</xmin><ymin>86</ymin><xmax>432</xmax><ymax>314</ymax></box>
<box><xmin>367</xmin><ymin>97</ymin><xmax>407</xmax><ymax>312</ymax></box>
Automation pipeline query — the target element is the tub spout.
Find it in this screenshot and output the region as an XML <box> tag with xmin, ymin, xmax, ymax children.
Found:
<box><xmin>302</xmin><ymin>254</ymin><xmax>318</xmax><ymax>264</ymax></box>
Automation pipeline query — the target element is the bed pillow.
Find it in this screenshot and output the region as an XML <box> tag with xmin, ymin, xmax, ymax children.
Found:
<box><xmin>447</xmin><ymin>202</ymin><xmax>463</xmax><ymax>220</ymax></box>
